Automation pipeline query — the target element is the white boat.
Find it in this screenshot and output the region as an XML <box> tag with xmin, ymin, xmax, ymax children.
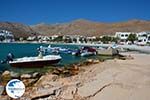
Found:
<box><xmin>9</xmin><ymin>55</ymin><xmax>62</xmax><ymax>67</ymax></box>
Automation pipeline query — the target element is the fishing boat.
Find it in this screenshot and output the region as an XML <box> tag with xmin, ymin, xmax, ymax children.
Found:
<box><xmin>9</xmin><ymin>54</ymin><xmax>62</xmax><ymax>67</ymax></box>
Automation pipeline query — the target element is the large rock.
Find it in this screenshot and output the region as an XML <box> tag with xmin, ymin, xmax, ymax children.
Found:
<box><xmin>1</xmin><ymin>71</ymin><xmax>10</xmax><ymax>77</ymax></box>
<box><xmin>1</xmin><ymin>71</ymin><xmax>11</xmax><ymax>85</ymax></box>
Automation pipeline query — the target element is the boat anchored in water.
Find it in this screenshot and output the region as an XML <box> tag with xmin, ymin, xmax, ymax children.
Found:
<box><xmin>8</xmin><ymin>52</ymin><xmax>62</xmax><ymax>67</ymax></box>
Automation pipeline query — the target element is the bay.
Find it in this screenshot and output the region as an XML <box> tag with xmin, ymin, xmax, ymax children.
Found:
<box><xmin>0</xmin><ymin>43</ymin><xmax>90</xmax><ymax>74</ymax></box>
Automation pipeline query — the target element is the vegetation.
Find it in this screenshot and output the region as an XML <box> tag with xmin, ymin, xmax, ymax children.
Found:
<box><xmin>100</xmin><ymin>36</ymin><xmax>119</xmax><ymax>43</ymax></box>
<box><xmin>52</xmin><ymin>36</ymin><xmax>63</xmax><ymax>42</ymax></box>
<box><xmin>127</xmin><ymin>34</ymin><xmax>137</xmax><ymax>43</ymax></box>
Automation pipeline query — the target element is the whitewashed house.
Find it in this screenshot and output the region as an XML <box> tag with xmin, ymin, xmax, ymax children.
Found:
<box><xmin>0</xmin><ymin>30</ymin><xmax>14</xmax><ymax>42</ymax></box>
<box><xmin>136</xmin><ymin>32</ymin><xmax>150</xmax><ymax>45</ymax></box>
<box><xmin>115</xmin><ymin>32</ymin><xmax>132</xmax><ymax>42</ymax></box>
<box><xmin>115</xmin><ymin>31</ymin><xmax>150</xmax><ymax>45</ymax></box>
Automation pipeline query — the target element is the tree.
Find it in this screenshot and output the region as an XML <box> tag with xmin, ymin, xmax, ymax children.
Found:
<box><xmin>127</xmin><ymin>34</ymin><xmax>137</xmax><ymax>44</ymax></box>
<box><xmin>100</xmin><ymin>36</ymin><xmax>112</xmax><ymax>43</ymax></box>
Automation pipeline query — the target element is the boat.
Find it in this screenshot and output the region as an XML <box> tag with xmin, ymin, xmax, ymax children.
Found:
<box><xmin>37</xmin><ymin>45</ymin><xmax>60</xmax><ymax>54</ymax></box>
<box><xmin>38</xmin><ymin>45</ymin><xmax>76</xmax><ymax>54</ymax></box>
<box><xmin>9</xmin><ymin>54</ymin><xmax>62</xmax><ymax>67</ymax></box>
<box><xmin>96</xmin><ymin>47</ymin><xmax>119</xmax><ymax>56</ymax></box>
<box><xmin>72</xmin><ymin>46</ymin><xmax>97</xmax><ymax>57</ymax></box>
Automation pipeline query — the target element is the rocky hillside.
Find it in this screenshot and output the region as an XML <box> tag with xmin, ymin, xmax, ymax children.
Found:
<box><xmin>0</xmin><ymin>22</ymin><xmax>36</xmax><ymax>38</ymax></box>
<box><xmin>0</xmin><ymin>19</ymin><xmax>150</xmax><ymax>38</ymax></box>
<box><xmin>32</xmin><ymin>19</ymin><xmax>150</xmax><ymax>36</ymax></box>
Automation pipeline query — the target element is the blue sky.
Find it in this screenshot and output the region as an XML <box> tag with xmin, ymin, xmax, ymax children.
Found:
<box><xmin>0</xmin><ymin>0</ymin><xmax>150</xmax><ymax>25</ymax></box>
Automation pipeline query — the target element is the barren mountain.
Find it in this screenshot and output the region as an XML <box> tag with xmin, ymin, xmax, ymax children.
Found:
<box><xmin>0</xmin><ymin>22</ymin><xmax>36</xmax><ymax>38</ymax></box>
<box><xmin>0</xmin><ymin>19</ymin><xmax>150</xmax><ymax>38</ymax></box>
<box><xmin>31</xmin><ymin>19</ymin><xmax>150</xmax><ymax>36</ymax></box>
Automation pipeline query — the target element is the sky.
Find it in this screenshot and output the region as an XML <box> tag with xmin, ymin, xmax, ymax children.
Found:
<box><xmin>0</xmin><ymin>0</ymin><xmax>150</xmax><ymax>25</ymax></box>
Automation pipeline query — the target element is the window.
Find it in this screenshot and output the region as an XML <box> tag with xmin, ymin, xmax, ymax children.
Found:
<box><xmin>125</xmin><ymin>34</ymin><xmax>128</xmax><ymax>37</ymax></box>
<box><xmin>121</xmin><ymin>34</ymin><xmax>124</xmax><ymax>37</ymax></box>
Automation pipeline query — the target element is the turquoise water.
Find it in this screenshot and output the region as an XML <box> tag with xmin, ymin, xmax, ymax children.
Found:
<box><xmin>0</xmin><ymin>43</ymin><xmax>93</xmax><ymax>73</ymax></box>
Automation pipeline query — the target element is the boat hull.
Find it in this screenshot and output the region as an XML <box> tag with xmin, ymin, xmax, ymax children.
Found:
<box><xmin>9</xmin><ymin>59</ymin><xmax>61</xmax><ymax>68</ymax></box>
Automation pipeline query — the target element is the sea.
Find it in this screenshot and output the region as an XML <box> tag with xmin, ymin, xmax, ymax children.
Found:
<box><xmin>0</xmin><ymin>43</ymin><xmax>99</xmax><ymax>74</ymax></box>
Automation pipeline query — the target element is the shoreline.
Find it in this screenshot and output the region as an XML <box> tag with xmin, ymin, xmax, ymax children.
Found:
<box><xmin>1</xmin><ymin>41</ymin><xmax>150</xmax><ymax>54</ymax></box>
<box><xmin>1</xmin><ymin>52</ymin><xmax>149</xmax><ymax>100</ymax></box>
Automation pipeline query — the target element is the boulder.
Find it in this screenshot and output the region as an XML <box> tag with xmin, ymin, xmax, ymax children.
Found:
<box><xmin>1</xmin><ymin>70</ymin><xmax>11</xmax><ymax>85</ymax></box>
<box><xmin>21</xmin><ymin>74</ymin><xmax>32</xmax><ymax>79</ymax></box>
<box><xmin>1</xmin><ymin>71</ymin><xmax>10</xmax><ymax>77</ymax></box>
<box><xmin>10</xmin><ymin>71</ymin><xmax>20</xmax><ymax>78</ymax></box>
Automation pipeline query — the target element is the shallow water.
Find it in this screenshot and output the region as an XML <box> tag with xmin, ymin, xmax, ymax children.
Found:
<box><xmin>0</xmin><ymin>43</ymin><xmax>97</xmax><ymax>74</ymax></box>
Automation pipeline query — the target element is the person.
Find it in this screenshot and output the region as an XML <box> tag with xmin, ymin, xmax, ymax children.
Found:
<box><xmin>6</xmin><ymin>53</ymin><xmax>14</xmax><ymax>61</ymax></box>
<box><xmin>38</xmin><ymin>51</ymin><xmax>43</xmax><ymax>59</ymax></box>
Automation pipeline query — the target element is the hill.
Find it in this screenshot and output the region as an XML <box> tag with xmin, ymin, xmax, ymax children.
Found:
<box><xmin>31</xmin><ymin>19</ymin><xmax>150</xmax><ymax>36</ymax></box>
<box><xmin>0</xmin><ymin>19</ymin><xmax>150</xmax><ymax>38</ymax></box>
<box><xmin>0</xmin><ymin>22</ymin><xmax>36</xmax><ymax>38</ymax></box>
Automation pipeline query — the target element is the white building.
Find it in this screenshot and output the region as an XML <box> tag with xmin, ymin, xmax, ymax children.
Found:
<box><xmin>0</xmin><ymin>30</ymin><xmax>14</xmax><ymax>42</ymax></box>
<box><xmin>115</xmin><ymin>31</ymin><xmax>150</xmax><ymax>45</ymax></box>
<box><xmin>115</xmin><ymin>32</ymin><xmax>133</xmax><ymax>42</ymax></box>
<box><xmin>136</xmin><ymin>32</ymin><xmax>150</xmax><ymax>45</ymax></box>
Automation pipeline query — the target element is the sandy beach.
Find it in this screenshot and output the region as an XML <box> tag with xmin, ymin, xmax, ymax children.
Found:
<box><xmin>1</xmin><ymin>52</ymin><xmax>150</xmax><ymax>100</ymax></box>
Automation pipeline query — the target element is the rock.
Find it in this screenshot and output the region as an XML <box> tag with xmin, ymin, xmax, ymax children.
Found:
<box><xmin>70</xmin><ymin>65</ymin><xmax>80</xmax><ymax>75</ymax></box>
<box><xmin>32</xmin><ymin>72</ymin><xmax>41</xmax><ymax>78</ymax></box>
<box><xmin>10</xmin><ymin>71</ymin><xmax>20</xmax><ymax>78</ymax></box>
<box><xmin>22</xmin><ymin>79</ymin><xmax>38</xmax><ymax>87</ymax></box>
<box><xmin>60</xmin><ymin>86</ymin><xmax>77</xmax><ymax>99</ymax></box>
<box><xmin>21</xmin><ymin>74</ymin><xmax>32</xmax><ymax>79</ymax></box>
<box><xmin>93</xmin><ymin>59</ymin><xmax>100</xmax><ymax>64</ymax></box>
<box><xmin>87</xmin><ymin>59</ymin><xmax>93</xmax><ymax>63</ymax></box>
<box><xmin>31</xmin><ymin>87</ymin><xmax>60</xmax><ymax>99</ymax></box>
<box><xmin>1</xmin><ymin>70</ymin><xmax>11</xmax><ymax>85</ymax></box>
<box><xmin>35</xmin><ymin>74</ymin><xmax>58</xmax><ymax>87</ymax></box>
<box><xmin>0</xmin><ymin>86</ymin><xmax>4</xmax><ymax>95</ymax></box>
<box><xmin>2</xmin><ymin>70</ymin><xmax>10</xmax><ymax>77</ymax></box>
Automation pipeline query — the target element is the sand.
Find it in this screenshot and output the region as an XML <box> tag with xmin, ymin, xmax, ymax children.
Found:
<box><xmin>75</xmin><ymin>52</ymin><xmax>150</xmax><ymax>100</ymax></box>
<box><xmin>1</xmin><ymin>52</ymin><xmax>150</xmax><ymax>100</ymax></box>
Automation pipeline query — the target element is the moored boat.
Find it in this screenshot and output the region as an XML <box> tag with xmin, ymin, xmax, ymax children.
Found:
<box><xmin>72</xmin><ymin>46</ymin><xmax>97</xmax><ymax>57</ymax></box>
<box><xmin>9</xmin><ymin>55</ymin><xmax>62</xmax><ymax>67</ymax></box>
